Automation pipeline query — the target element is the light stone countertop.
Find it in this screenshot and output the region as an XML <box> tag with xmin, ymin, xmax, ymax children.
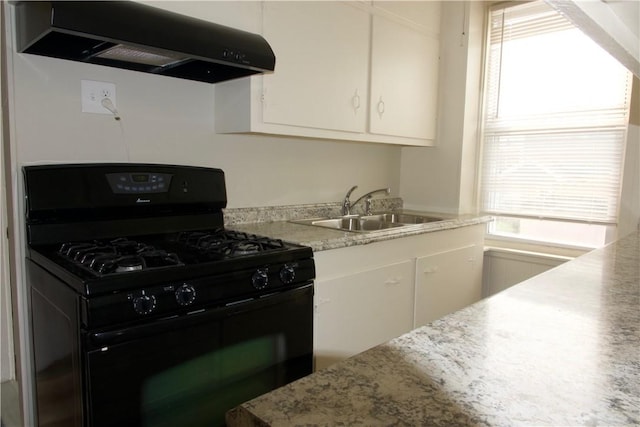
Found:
<box><xmin>226</xmin><ymin>230</ymin><xmax>640</xmax><ymax>426</ymax></box>
<box><xmin>227</xmin><ymin>208</ymin><xmax>490</xmax><ymax>252</ymax></box>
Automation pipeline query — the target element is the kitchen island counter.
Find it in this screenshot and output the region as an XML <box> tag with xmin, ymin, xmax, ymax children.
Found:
<box><xmin>226</xmin><ymin>231</ymin><xmax>640</xmax><ymax>426</ymax></box>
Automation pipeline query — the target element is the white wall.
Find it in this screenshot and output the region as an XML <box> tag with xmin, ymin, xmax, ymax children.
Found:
<box><xmin>618</xmin><ymin>76</ymin><xmax>640</xmax><ymax>237</ymax></box>
<box><xmin>12</xmin><ymin>54</ymin><xmax>401</xmax><ymax>208</ymax></box>
<box><xmin>399</xmin><ymin>1</ymin><xmax>484</xmax><ymax>214</ymax></box>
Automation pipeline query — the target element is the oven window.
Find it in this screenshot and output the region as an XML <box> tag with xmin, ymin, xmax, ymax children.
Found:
<box><xmin>141</xmin><ymin>335</ymin><xmax>284</xmax><ymax>427</ymax></box>
<box><xmin>86</xmin><ymin>286</ymin><xmax>313</xmax><ymax>427</ymax></box>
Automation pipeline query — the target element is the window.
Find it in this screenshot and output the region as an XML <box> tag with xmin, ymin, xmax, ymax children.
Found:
<box><xmin>479</xmin><ymin>0</ymin><xmax>633</xmax><ymax>249</ymax></box>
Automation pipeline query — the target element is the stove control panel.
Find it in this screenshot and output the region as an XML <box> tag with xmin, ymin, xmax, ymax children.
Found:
<box><xmin>106</xmin><ymin>172</ymin><xmax>173</xmax><ymax>194</ymax></box>
<box><xmin>87</xmin><ymin>258</ymin><xmax>315</xmax><ymax>327</ymax></box>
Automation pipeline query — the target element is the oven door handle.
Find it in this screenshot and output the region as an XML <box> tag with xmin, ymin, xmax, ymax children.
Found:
<box><xmin>86</xmin><ymin>283</ymin><xmax>314</xmax><ymax>349</ymax></box>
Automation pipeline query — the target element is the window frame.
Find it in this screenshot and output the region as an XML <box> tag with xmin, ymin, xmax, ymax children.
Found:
<box><xmin>476</xmin><ymin>0</ymin><xmax>633</xmax><ymax>250</ymax></box>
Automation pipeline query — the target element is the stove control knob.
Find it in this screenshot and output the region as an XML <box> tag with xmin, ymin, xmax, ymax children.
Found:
<box><xmin>175</xmin><ymin>284</ymin><xmax>196</xmax><ymax>306</ymax></box>
<box><xmin>133</xmin><ymin>294</ymin><xmax>156</xmax><ymax>315</ymax></box>
<box><xmin>252</xmin><ymin>267</ymin><xmax>269</xmax><ymax>290</ymax></box>
<box><xmin>280</xmin><ymin>263</ymin><xmax>297</xmax><ymax>284</ymax></box>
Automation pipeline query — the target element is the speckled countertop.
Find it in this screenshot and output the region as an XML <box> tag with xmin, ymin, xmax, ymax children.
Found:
<box><xmin>224</xmin><ymin>201</ymin><xmax>490</xmax><ymax>251</ymax></box>
<box><xmin>226</xmin><ymin>230</ymin><xmax>640</xmax><ymax>426</ymax></box>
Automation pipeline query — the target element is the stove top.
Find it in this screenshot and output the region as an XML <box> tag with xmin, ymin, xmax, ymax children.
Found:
<box><xmin>29</xmin><ymin>227</ymin><xmax>314</xmax><ymax>299</ymax></box>
<box><xmin>55</xmin><ymin>229</ymin><xmax>291</xmax><ymax>278</ymax></box>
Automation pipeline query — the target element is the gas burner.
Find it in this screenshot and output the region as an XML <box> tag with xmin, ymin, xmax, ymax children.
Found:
<box><xmin>79</xmin><ymin>247</ymin><xmax>118</xmax><ymax>265</ymax></box>
<box><xmin>222</xmin><ymin>239</ymin><xmax>285</xmax><ymax>256</ymax></box>
<box><xmin>88</xmin><ymin>254</ymin><xmax>122</xmax><ymax>274</ymax></box>
<box><xmin>110</xmin><ymin>238</ymin><xmax>152</xmax><ymax>255</ymax></box>
<box><xmin>177</xmin><ymin>229</ymin><xmax>227</xmax><ymax>247</ymax></box>
<box><xmin>138</xmin><ymin>250</ymin><xmax>182</xmax><ymax>269</ymax></box>
<box><xmin>115</xmin><ymin>256</ymin><xmax>144</xmax><ymax>273</ymax></box>
<box><xmin>57</xmin><ymin>239</ymin><xmax>183</xmax><ymax>276</ymax></box>
<box><xmin>231</xmin><ymin>241</ymin><xmax>262</xmax><ymax>256</ymax></box>
<box><xmin>177</xmin><ymin>230</ymin><xmax>286</xmax><ymax>258</ymax></box>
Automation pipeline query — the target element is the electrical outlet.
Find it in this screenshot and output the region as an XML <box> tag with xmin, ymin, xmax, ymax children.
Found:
<box><xmin>81</xmin><ymin>80</ymin><xmax>117</xmax><ymax>114</ymax></box>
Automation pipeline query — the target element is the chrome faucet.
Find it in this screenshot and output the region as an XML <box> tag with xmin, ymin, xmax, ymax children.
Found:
<box><xmin>342</xmin><ymin>186</ymin><xmax>391</xmax><ymax>216</ymax></box>
<box><xmin>342</xmin><ymin>185</ymin><xmax>359</xmax><ymax>216</ymax></box>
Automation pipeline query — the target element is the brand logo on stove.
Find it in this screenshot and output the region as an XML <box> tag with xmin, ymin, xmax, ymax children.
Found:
<box><xmin>136</xmin><ymin>198</ymin><xmax>151</xmax><ymax>204</ymax></box>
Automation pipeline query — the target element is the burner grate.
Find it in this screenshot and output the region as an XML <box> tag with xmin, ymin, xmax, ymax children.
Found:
<box><xmin>55</xmin><ymin>230</ymin><xmax>290</xmax><ymax>277</ymax></box>
<box><xmin>57</xmin><ymin>238</ymin><xmax>183</xmax><ymax>276</ymax></box>
<box><xmin>177</xmin><ymin>230</ymin><xmax>286</xmax><ymax>257</ymax></box>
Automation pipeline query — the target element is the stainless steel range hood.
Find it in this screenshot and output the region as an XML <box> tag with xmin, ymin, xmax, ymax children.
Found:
<box><xmin>14</xmin><ymin>1</ymin><xmax>276</xmax><ymax>84</ymax></box>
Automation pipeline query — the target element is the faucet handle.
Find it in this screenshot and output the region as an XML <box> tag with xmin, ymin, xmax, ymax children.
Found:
<box><xmin>365</xmin><ymin>196</ymin><xmax>373</xmax><ymax>215</ymax></box>
<box><xmin>342</xmin><ymin>185</ymin><xmax>358</xmax><ymax>216</ymax></box>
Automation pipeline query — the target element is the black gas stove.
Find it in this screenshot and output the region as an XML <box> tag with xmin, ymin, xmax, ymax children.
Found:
<box><xmin>24</xmin><ymin>163</ymin><xmax>314</xmax><ymax>427</ymax></box>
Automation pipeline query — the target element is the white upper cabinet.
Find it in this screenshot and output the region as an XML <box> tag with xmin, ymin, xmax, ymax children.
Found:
<box><xmin>215</xmin><ymin>1</ymin><xmax>442</xmax><ymax>146</ymax></box>
<box><xmin>261</xmin><ymin>2</ymin><xmax>369</xmax><ymax>133</ymax></box>
<box><xmin>370</xmin><ymin>1</ymin><xmax>441</xmax><ymax>140</ymax></box>
<box><xmin>369</xmin><ymin>14</ymin><xmax>439</xmax><ymax>140</ymax></box>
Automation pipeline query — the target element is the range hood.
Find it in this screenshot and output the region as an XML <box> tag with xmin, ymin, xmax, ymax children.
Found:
<box><xmin>14</xmin><ymin>1</ymin><xmax>276</xmax><ymax>84</ymax></box>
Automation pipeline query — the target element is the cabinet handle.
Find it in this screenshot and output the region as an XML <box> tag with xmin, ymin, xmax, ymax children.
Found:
<box><xmin>352</xmin><ymin>90</ymin><xmax>361</xmax><ymax>112</ymax></box>
<box><xmin>314</xmin><ymin>297</ymin><xmax>331</xmax><ymax>313</ymax></box>
<box><xmin>316</xmin><ymin>297</ymin><xmax>331</xmax><ymax>306</ymax></box>
<box><xmin>384</xmin><ymin>277</ymin><xmax>402</xmax><ymax>286</ymax></box>
<box><xmin>423</xmin><ymin>266</ymin><xmax>439</xmax><ymax>274</ymax></box>
<box><xmin>377</xmin><ymin>97</ymin><xmax>385</xmax><ymax>118</ymax></box>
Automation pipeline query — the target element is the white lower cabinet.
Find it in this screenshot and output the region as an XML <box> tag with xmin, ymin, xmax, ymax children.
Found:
<box><xmin>414</xmin><ymin>244</ymin><xmax>483</xmax><ymax>327</ymax></box>
<box><xmin>314</xmin><ymin>260</ymin><xmax>414</xmax><ymax>371</ymax></box>
<box><xmin>313</xmin><ymin>224</ymin><xmax>484</xmax><ymax>370</ymax></box>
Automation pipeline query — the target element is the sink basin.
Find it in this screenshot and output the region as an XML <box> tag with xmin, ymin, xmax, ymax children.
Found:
<box><xmin>291</xmin><ymin>212</ymin><xmax>444</xmax><ymax>233</ymax></box>
<box><xmin>361</xmin><ymin>213</ymin><xmax>443</xmax><ymax>224</ymax></box>
<box><xmin>310</xmin><ymin>217</ymin><xmax>406</xmax><ymax>232</ymax></box>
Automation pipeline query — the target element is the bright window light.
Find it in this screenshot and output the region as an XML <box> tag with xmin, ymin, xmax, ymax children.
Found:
<box><xmin>479</xmin><ymin>1</ymin><xmax>632</xmax><ymax>249</ymax></box>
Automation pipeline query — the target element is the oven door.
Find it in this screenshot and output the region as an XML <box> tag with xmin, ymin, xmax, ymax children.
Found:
<box><xmin>84</xmin><ymin>284</ymin><xmax>313</xmax><ymax>427</ymax></box>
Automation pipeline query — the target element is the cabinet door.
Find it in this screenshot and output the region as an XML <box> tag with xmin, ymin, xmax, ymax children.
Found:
<box><xmin>369</xmin><ymin>14</ymin><xmax>439</xmax><ymax>140</ymax></box>
<box><xmin>261</xmin><ymin>2</ymin><xmax>369</xmax><ymax>133</ymax></box>
<box><xmin>414</xmin><ymin>245</ymin><xmax>483</xmax><ymax>327</ymax></box>
<box><xmin>314</xmin><ymin>260</ymin><xmax>414</xmax><ymax>370</ymax></box>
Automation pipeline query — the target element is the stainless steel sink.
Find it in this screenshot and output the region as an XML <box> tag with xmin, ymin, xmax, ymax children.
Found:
<box><xmin>291</xmin><ymin>212</ymin><xmax>444</xmax><ymax>233</ymax></box>
<box><xmin>310</xmin><ymin>217</ymin><xmax>406</xmax><ymax>232</ymax></box>
<box><xmin>361</xmin><ymin>213</ymin><xmax>443</xmax><ymax>224</ymax></box>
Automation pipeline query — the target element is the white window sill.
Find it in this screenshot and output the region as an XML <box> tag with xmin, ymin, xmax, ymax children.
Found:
<box><xmin>484</xmin><ymin>235</ymin><xmax>590</xmax><ymax>259</ymax></box>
